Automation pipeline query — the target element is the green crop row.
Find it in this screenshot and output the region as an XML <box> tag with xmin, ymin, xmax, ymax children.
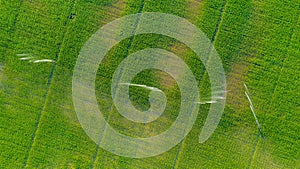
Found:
<box><xmin>93</xmin><ymin>0</ymin><xmax>190</xmax><ymax>168</ymax></box>
<box><xmin>1</xmin><ymin>0</ymin><xmax>299</xmax><ymax>168</ymax></box>
<box><xmin>21</xmin><ymin>0</ymin><xmax>122</xmax><ymax>167</ymax></box>
<box><xmin>173</xmin><ymin>0</ymin><xmax>260</xmax><ymax>168</ymax></box>
<box><xmin>0</xmin><ymin>0</ymin><xmax>77</xmax><ymax>168</ymax></box>
<box><xmin>0</xmin><ymin>0</ymin><xmax>118</xmax><ymax>168</ymax></box>
<box><xmin>241</xmin><ymin>0</ymin><xmax>299</xmax><ymax>168</ymax></box>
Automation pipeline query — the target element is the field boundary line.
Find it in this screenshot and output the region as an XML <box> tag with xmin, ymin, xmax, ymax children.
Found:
<box><xmin>22</xmin><ymin>0</ymin><xmax>77</xmax><ymax>168</ymax></box>
<box><xmin>89</xmin><ymin>0</ymin><xmax>146</xmax><ymax>168</ymax></box>
<box><xmin>172</xmin><ymin>1</ymin><xmax>228</xmax><ymax>168</ymax></box>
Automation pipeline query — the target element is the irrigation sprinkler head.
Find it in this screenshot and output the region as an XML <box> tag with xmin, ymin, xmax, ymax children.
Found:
<box><xmin>20</xmin><ymin>57</ymin><xmax>35</xmax><ymax>61</ymax></box>
<box><xmin>16</xmin><ymin>53</ymin><xmax>30</xmax><ymax>57</ymax></box>
<box><xmin>244</xmin><ymin>83</ymin><xmax>264</xmax><ymax>137</ymax></box>
<box><xmin>119</xmin><ymin>83</ymin><xmax>163</xmax><ymax>93</ymax></box>
<box><xmin>244</xmin><ymin>83</ymin><xmax>250</xmax><ymax>95</ymax></box>
<box><xmin>73</xmin><ymin>12</ymin><xmax>226</xmax><ymax>158</ymax></box>
<box><xmin>212</xmin><ymin>96</ymin><xmax>225</xmax><ymax>100</ymax></box>
<box><xmin>31</xmin><ymin>59</ymin><xmax>55</xmax><ymax>63</ymax></box>
<box><xmin>211</xmin><ymin>90</ymin><xmax>229</xmax><ymax>94</ymax></box>
<box><xmin>194</xmin><ymin>100</ymin><xmax>218</xmax><ymax>105</ymax></box>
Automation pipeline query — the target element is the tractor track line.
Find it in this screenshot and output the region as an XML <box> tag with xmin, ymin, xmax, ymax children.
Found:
<box><xmin>2</xmin><ymin>0</ymin><xmax>24</xmax><ymax>62</ymax></box>
<box><xmin>246</xmin><ymin>133</ymin><xmax>260</xmax><ymax>169</ymax></box>
<box><xmin>89</xmin><ymin>0</ymin><xmax>146</xmax><ymax>168</ymax></box>
<box><xmin>22</xmin><ymin>0</ymin><xmax>77</xmax><ymax>168</ymax></box>
<box><xmin>197</xmin><ymin>0</ymin><xmax>227</xmax><ymax>83</ymax></box>
<box><xmin>246</xmin><ymin>6</ymin><xmax>299</xmax><ymax>169</ymax></box>
<box><xmin>172</xmin><ymin>1</ymin><xmax>228</xmax><ymax>168</ymax></box>
<box><xmin>261</xmin><ymin>10</ymin><xmax>300</xmax><ymax>127</ymax></box>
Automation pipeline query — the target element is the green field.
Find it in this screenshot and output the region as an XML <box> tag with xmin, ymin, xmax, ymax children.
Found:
<box><xmin>0</xmin><ymin>0</ymin><xmax>299</xmax><ymax>168</ymax></box>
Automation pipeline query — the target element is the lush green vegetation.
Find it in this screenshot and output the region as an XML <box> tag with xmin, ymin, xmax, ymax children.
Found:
<box><xmin>0</xmin><ymin>0</ymin><xmax>299</xmax><ymax>168</ymax></box>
